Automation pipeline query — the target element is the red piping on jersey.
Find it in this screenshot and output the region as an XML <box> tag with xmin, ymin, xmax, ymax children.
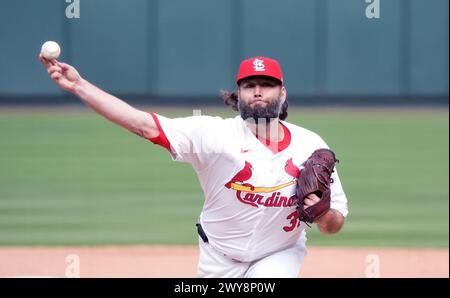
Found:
<box><xmin>147</xmin><ymin>112</ymin><xmax>171</xmax><ymax>151</ymax></box>
<box><xmin>257</xmin><ymin>122</ymin><xmax>291</xmax><ymax>154</ymax></box>
<box><xmin>276</xmin><ymin>122</ymin><xmax>291</xmax><ymax>153</ymax></box>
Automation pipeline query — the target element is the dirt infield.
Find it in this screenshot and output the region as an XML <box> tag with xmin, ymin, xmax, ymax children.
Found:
<box><xmin>0</xmin><ymin>246</ymin><xmax>448</xmax><ymax>278</ymax></box>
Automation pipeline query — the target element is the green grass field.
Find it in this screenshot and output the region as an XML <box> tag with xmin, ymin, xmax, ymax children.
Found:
<box><xmin>0</xmin><ymin>106</ymin><xmax>448</xmax><ymax>248</ymax></box>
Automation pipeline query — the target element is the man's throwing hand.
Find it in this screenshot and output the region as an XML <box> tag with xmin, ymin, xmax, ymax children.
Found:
<box><xmin>39</xmin><ymin>53</ymin><xmax>81</xmax><ymax>93</ymax></box>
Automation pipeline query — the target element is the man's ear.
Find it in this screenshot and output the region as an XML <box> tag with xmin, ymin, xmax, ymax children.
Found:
<box><xmin>281</xmin><ymin>86</ymin><xmax>287</xmax><ymax>103</ymax></box>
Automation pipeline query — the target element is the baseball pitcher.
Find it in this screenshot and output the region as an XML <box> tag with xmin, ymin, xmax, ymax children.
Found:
<box><xmin>40</xmin><ymin>54</ymin><xmax>348</xmax><ymax>278</ymax></box>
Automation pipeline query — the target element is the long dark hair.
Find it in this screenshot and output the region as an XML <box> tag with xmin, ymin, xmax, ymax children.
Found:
<box><xmin>220</xmin><ymin>90</ymin><xmax>289</xmax><ymax>120</ymax></box>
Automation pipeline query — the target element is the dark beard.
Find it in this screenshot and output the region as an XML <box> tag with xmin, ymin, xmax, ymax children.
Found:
<box><xmin>238</xmin><ymin>97</ymin><xmax>283</xmax><ymax>123</ymax></box>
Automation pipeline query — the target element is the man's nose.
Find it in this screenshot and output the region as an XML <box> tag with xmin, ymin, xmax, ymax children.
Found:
<box><xmin>253</xmin><ymin>85</ymin><xmax>262</xmax><ymax>97</ymax></box>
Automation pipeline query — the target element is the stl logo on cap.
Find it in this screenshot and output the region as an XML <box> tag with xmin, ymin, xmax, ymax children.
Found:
<box><xmin>253</xmin><ymin>59</ymin><xmax>265</xmax><ymax>72</ymax></box>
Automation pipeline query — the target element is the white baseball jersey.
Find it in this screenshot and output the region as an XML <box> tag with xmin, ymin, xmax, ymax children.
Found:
<box><xmin>148</xmin><ymin>113</ymin><xmax>348</xmax><ymax>263</ymax></box>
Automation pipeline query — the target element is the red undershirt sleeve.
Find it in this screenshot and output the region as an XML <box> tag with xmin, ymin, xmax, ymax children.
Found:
<box><xmin>147</xmin><ymin>112</ymin><xmax>171</xmax><ymax>151</ymax></box>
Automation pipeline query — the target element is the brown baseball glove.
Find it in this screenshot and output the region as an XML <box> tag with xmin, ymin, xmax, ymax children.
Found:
<box><xmin>296</xmin><ymin>148</ymin><xmax>339</xmax><ymax>225</ymax></box>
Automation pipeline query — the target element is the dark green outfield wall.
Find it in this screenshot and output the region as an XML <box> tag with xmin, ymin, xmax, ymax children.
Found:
<box><xmin>0</xmin><ymin>0</ymin><xmax>448</xmax><ymax>104</ymax></box>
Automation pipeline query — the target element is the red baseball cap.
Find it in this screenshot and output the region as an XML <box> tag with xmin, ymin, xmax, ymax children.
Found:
<box><xmin>236</xmin><ymin>56</ymin><xmax>283</xmax><ymax>84</ymax></box>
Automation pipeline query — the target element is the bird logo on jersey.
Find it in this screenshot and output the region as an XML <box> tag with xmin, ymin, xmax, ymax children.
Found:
<box><xmin>224</xmin><ymin>161</ymin><xmax>254</xmax><ymax>190</ymax></box>
<box><xmin>285</xmin><ymin>158</ymin><xmax>301</xmax><ymax>178</ymax></box>
<box><xmin>224</xmin><ymin>158</ymin><xmax>301</xmax><ymax>207</ymax></box>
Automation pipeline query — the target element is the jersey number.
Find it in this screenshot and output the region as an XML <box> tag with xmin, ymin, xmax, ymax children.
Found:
<box><xmin>283</xmin><ymin>210</ymin><xmax>301</xmax><ymax>232</ymax></box>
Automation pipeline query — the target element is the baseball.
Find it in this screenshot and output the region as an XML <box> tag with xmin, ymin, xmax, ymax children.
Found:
<box><xmin>41</xmin><ymin>41</ymin><xmax>61</xmax><ymax>60</ymax></box>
